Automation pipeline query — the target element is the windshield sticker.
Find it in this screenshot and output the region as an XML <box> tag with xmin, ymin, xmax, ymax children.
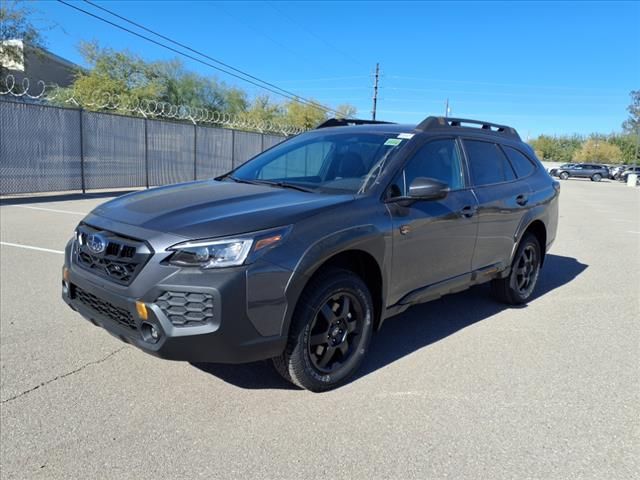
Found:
<box><xmin>384</xmin><ymin>138</ymin><xmax>403</xmax><ymax>146</ymax></box>
<box><xmin>397</xmin><ymin>133</ymin><xmax>414</xmax><ymax>139</ymax></box>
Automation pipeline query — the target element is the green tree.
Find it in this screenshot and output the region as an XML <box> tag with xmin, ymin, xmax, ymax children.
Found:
<box><xmin>336</xmin><ymin>103</ymin><xmax>357</xmax><ymax>118</ymax></box>
<box><xmin>0</xmin><ymin>0</ymin><xmax>46</xmax><ymax>76</ymax></box>
<box><xmin>529</xmin><ymin>135</ymin><xmax>582</xmax><ymax>163</ymax></box>
<box><xmin>608</xmin><ymin>133</ymin><xmax>639</xmax><ymax>165</ymax></box>
<box><xmin>284</xmin><ymin>99</ymin><xmax>328</xmax><ymax>129</ymax></box>
<box><xmin>59</xmin><ymin>42</ymin><xmax>162</xmax><ymax>110</ymax></box>
<box><xmin>622</xmin><ymin>90</ymin><xmax>640</xmax><ymax>133</ymax></box>
<box><xmin>244</xmin><ymin>94</ymin><xmax>284</xmax><ymax>124</ymax></box>
<box><xmin>574</xmin><ymin>138</ymin><xmax>623</xmax><ymax>163</ymax></box>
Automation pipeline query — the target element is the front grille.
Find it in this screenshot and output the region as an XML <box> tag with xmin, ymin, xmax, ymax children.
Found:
<box><xmin>74</xmin><ymin>224</ymin><xmax>152</xmax><ymax>285</ymax></box>
<box><xmin>156</xmin><ymin>291</ymin><xmax>214</xmax><ymax>326</ymax></box>
<box><xmin>74</xmin><ymin>286</ymin><xmax>137</xmax><ymax>330</ymax></box>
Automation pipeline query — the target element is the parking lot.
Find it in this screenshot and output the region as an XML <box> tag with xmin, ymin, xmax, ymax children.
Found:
<box><xmin>0</xmin><ymin>179</ymin><xmax>638</xmax><ymax>479</ymax></box>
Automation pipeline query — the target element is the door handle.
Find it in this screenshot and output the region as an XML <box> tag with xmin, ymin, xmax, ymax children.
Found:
<box><xmin>516</xmin><ymin>194</ymin><xmax>528</xmax><ymax>206</ymax></box>
<box><xmin>460</xmin><ymin>205</ymin><xmax>476</xmax><ymax>218</ymax></box>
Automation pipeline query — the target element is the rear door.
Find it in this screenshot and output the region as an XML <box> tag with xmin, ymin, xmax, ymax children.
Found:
<box><xmin>461</xmin><ymin>138</ymin><xmax>532</xmax><ymax>272</ymax></box>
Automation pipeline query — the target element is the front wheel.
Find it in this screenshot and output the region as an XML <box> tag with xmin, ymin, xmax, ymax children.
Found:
<box><xmin>491</xmin><ymin>233</ymin><xmax>541</xmax><ymax>305</ymax></box>
<box><xmin>591</xmin><ymin>173</ymin><xmax>602</xmax><ymax>182</ymax></box>
<box><xmin>272</xmin><ymin>268</ymin><xmax>374</xmax><ymax>392</ymax></box>
<box><xmin>559</xmin><ymin>172</ymin><xmax>569</xmax><ymax>180</ymax></box>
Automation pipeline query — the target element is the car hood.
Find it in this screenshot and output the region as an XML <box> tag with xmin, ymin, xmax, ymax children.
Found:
<box><xmin>91</xmin><ymin>180</ymin><xmax>354</xmax><ymax>239</ymax></box>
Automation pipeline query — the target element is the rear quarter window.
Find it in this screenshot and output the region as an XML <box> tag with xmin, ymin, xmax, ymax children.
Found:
<box><xmin>503</xmin><ymin>146</ymin><xmax>536</xmax><ymax>178</ymax></box>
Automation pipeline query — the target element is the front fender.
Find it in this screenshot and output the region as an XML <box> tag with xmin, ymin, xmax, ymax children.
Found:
<box><xmin>280</xmin><ymin>224</ymin><xmax>389</xmax><ymax>336</ymax></box>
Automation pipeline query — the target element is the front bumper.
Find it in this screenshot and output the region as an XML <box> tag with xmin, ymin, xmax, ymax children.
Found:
<box><xmin>62</xmin><ymin>240</ymin><xmax>290</xmax><ymax>364</ymax></box>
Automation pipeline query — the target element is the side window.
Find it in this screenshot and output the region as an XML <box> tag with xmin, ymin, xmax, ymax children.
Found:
<box><xmin>464</xmin><ymin>140</ymin><xmax>516</xmax><ymax>186</ymax></box>
<box><xmin>401</xmin><ymin>138</ymin><xmax>464</xmax><ymax>194</ymax></box>
<box><xmin>503</xmin><ymin>146</ymin><xmax>536</xmax><ymax>178</ymax></box>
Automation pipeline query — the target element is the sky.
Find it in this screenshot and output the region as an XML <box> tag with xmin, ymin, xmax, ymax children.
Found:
<box><xmin>28</xmin><ymin>0</ymin><xmax>640</xmax><ymax>138</ymax></box>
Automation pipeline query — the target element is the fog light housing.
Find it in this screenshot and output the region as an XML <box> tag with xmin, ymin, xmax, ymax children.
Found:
<box><xmin>141</xmin><ymin>322</ymin><xmax>161</xmax><ymax>343</ymax></box>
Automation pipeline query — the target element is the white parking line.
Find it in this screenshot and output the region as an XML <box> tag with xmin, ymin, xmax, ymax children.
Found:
<box><xmin>0</xmin><ymin>242</ymin><xmax>64</xmax><ymax>255</ymax></box>
<box><xmin>5</xmin><ymin>205</ymin><xmax>88</xmax><ymax>215</ymax></box>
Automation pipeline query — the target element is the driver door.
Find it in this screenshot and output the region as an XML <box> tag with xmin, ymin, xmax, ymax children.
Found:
<box><xmin>387</xmin><ymin>137</ymin><xmax>478</xmax><ymax>305</ymax></box>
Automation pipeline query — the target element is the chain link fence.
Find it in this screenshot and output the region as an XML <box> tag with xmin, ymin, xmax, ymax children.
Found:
<box><xmin>0</xmin><ymin>100</ymin><xmax>287</xmax><ymax>195</ymax></box>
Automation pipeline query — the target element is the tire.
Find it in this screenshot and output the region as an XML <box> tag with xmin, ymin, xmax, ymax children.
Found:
<box><xmin>491</xmin><ymin>233</ymin><xmax>542</xmax><ymax>305</ymax></box>
<box><xmin>591</xmin><ymin>173</ymin><xmax>602</xmax><ymax>182</ymax></box>
<box><xmin>559</xmin><ymin>171</ymin><xmax>569</xmax><ymax>180</ymax></box>
<box><xmin>272</xmin><ymin>268</ymin><xmax>374</xmax><ymax>392</ymax></box>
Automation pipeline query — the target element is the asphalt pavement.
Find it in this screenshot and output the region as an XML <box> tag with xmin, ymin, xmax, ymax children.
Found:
<box><xmin>1</xmin><ymin>179</ymin><xmax>638</xmax><ymax>479</ymax></box>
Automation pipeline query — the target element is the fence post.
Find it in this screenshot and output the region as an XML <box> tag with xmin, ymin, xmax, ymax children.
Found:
<box><xmin>79</xmin><ymin>108</ymin><xmax>85</xmax><ymax>194</ymax></box>
<box><xmin>231</xmin><ymin>129</ymin><xmax>236</xmax><ymax>168</ymax></box>
<box><xmin>261</xmin><ymin>133</ymin><xmax>265</xmax><ymax>152</ymax></box>
<box><xmin>194</xmin><ymin>124</ymin><xmax>197</xmax><ymax>181</ymax></box>
<box><xmin>144</xmin><ymin>118</ymin><xmax>149</xmax><ymax>189</ymax></box>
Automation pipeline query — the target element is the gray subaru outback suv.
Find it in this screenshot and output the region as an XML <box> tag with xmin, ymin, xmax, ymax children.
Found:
<box><xmin>62</xmin><ymin>116</ymin><xmax>559</xmax><ymax>391</ymax></box>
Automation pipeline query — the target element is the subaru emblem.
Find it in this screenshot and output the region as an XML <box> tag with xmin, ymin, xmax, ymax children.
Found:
<box><xmin>86</xmin><ymin>233</ymin><xmax>107</xmax><ymax>254</ymax></box>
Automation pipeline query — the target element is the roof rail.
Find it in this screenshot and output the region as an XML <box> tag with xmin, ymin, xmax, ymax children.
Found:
<box><xmin>416</xmin><ymin>116</ymin><xmax>521</xmax><ymax>140</ymax></box>
<box><xmin>315</xmin><ymin>118</ymin><xmax>396</xmax><ymax>129</ymax></box>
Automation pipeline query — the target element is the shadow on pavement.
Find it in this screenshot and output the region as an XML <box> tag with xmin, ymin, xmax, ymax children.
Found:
<box><xmin>192</xmin><ymin>254</ymin><xmax>587</xmax><ymax>390</ymax></box>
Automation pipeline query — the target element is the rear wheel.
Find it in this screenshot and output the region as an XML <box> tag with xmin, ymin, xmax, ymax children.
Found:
<box><xmin>591</xmin><ymin>173</ymin><xmax>602</xmax><ymax>182</ymax></box>
<box><xmin>491</xmin><ymin>233</ymin><xmax>541</xmax><ymax>305</ymax></box>
<box><xmin>272</xmin><ymin>268</ymin><xmax>373</xmax><ymax>392</ymax></box>
<box><xmin>559</xmin><ymin>171</ymin><xmax>569</xmax><ymax>180</ymax></box>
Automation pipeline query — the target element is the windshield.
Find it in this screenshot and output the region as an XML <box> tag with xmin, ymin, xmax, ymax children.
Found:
<box><xmin>227</xmin><ymin>130</ymin><xmax>408</xmax><ymax>193</ymax></box>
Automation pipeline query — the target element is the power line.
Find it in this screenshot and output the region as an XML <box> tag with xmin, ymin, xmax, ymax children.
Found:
<box><xmin>79</xmin><ymin>0</ymin><xmax>334</xmax><ymax>113</ymax></box>
<box><xmin>55</xmin><ymin>0</ymin><xmax>337</xmax><ymax>114</ymax></box>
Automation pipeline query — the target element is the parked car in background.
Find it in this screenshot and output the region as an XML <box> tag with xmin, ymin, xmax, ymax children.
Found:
<box><xmin>619</xmin><ymin>166</ymin><xmax>640</xmax><ymax>182</ymax></box>
<box><xmin>549</xmin><ymin>163</ymin><xmax>576</xmax><ymax>177</ymax></box>
<box><xmin>609</xmin><ymin>165</ymin><xmax>627</xmax><ymax>179</ymax></box>
<box><xmin>555</xmin><ymin>163</ymin><xmax>609</xmax><ymax>182</ymax></box>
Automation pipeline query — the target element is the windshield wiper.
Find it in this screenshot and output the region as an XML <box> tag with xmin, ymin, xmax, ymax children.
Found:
<box><xmin>254</xmin><ymin>180</ymin><xmax>315</xmax><ymax>193</ymax></box>
<box><xmin>224</xmin><ymin>176</ymin><xmax>262</xmax><ymax>185</ymax></box>
<box><xmin>224</xmin><ymin>176</ymin><xmax>314</xmax><ymax>193</ymax></box>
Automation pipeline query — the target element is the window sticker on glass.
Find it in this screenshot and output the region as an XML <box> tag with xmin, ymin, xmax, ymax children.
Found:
<box><xmin>384</xmin><ymin>138</ymin><xmax>403</xmax><ymax>146</ymax></box>
<box><xmin>397</xmin><ymin>133</ymin><xmax>414</xmax><ymax>139</ymax></box>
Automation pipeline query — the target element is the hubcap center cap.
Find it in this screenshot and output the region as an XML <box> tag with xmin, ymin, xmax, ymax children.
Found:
<box><xmin>329</xmin><ymin>322</ymin><xmax>347</xmax><ymax>344</ymax></box>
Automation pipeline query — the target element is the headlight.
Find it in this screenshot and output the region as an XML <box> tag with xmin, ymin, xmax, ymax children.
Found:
<box><xmin>168</xmin><ymin>226</ymin><xmax>291</xmax><ymax>269</ymax></box>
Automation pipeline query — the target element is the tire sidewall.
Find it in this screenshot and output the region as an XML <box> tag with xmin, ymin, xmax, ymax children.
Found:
<box><xmin>291</xmin><ymin>273</ymin><xmax>373</xmax><ymax>390</ymax></box>
<box><xmin>508</xmin><ymin>235</ymin><xmax>541</xmax><ymax>303</ymax></box>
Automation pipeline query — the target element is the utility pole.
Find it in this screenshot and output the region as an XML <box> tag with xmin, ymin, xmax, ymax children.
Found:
<box><xmin>371</xmin><ymin>62</ymin><xmax>379</xmax><ymax>120</ymax></box>
<box><xmin>445</xmin><ymin>98</ymin><xmax>450</xmax><ymax>118</ymax></box>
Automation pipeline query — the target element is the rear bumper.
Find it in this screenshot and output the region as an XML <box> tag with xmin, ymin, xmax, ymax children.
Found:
<box><xmin>62</xmin><ymin>241</ymin><xmax>288</xmax><ymax>364</ymax></box>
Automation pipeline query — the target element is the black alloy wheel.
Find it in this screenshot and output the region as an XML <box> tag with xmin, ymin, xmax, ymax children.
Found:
<box><xmin>491</xmin><ymin>233</ymin><xmax>541</xmax><ymax>305</ymax></box>
<box><xmin>511</xmin><ymin>243</ymin><xmax>540</xmax><ymax>298</ymax></box>
<box><xmin>307</xmin><ymin>292</ymin><xmax>364</xmax><ymax>373</ymax></box>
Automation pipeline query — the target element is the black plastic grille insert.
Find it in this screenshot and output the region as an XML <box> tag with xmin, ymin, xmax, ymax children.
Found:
<box><xmin>156</xmin><ymin>291</ymin><xmax>214</xmax><ymax>326</ymax></box>
<box><xmin>74</xmin><ymin>286</ymin><xmax>137</xmax><ymax>330</ymax></box>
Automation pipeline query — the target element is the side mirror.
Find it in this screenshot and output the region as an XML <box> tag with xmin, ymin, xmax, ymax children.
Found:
<box><xmin>407</xmin><ymin>177</ymin><xmax>449</xmax><ymax>200</ymax></box>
